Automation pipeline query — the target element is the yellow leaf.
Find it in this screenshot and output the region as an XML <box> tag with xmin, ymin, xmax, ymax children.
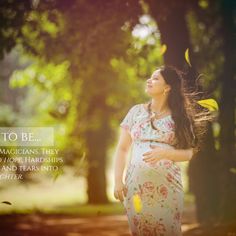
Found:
<box><xmin>160</xmin><ymin>44</ymin><xmax>167</xmax><ymax>55</ymax></box>
<box><xmin>197</xmin><ymin>98</ymin><xmax>219</xmax><ymax>111</ymax></box>
<box><xmin>198</xmin><ymin>0</ymin><xmax>209</xmax><ymax>9</ymax></box>
<box><xmin>230</xmin><ymin>168</ymin><xmax>236</xmax><ymax>174</ymax></box>
<box><xmin>185</xmin><ymin>48</ymin><xmax>192</xmax><ymax>67</ymax></box>
<box><xmin>132</xmin><ymin>193</ymin><xmax>142</xmax><ymax>213</ymax></box>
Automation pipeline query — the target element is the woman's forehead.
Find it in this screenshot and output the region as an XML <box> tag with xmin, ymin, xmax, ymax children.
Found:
<box><xmin>152</xmin><ymin>69</ymin><xmax>162</xmax><ymax>78</ymax></box>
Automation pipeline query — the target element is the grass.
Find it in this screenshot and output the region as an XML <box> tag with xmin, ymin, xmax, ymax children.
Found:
<box><xmin>0</xmin><ymin>157</ymin><xmax>194</xmax><ymax>216</ymax></box>
<box><xmin>0</xmin><ymin>202</ymin><xmax>126</xmax><ymax>216</ymax></box>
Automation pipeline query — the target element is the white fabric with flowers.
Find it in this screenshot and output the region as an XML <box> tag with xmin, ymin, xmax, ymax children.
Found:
<box><xmin>120</xmin><ymin>103</ymin><xmax>184</xmax><ymax>236</ymax></box>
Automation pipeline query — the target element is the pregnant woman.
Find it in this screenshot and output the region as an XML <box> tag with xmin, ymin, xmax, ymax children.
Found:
<box><xmin>113</xmin><ymin>65</ymin><xmax>213</xmax><ymax>235</ymax></box>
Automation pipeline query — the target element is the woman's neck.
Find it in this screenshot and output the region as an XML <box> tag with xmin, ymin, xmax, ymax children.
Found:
<box><xmin>151</xmin><ymin>97</ymin><xmax>170</xmax><ymax>113</ymax></box>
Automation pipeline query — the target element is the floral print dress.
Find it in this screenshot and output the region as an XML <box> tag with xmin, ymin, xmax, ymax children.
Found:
<box><xmin>120</xmin><ymin>103</ymin><xmax>184</xmax><ymax>236</ymax></box>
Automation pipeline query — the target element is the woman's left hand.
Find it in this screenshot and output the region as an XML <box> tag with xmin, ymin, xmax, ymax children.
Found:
<box><xmin>142</xmin><ymin>145</ymin><xmax>166</xmax><ymax>164</ymax></box>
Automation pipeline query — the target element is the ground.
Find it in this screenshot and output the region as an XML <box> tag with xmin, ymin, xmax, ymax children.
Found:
<box><xmin>1</xmin><ymin>204</ymin><xmax>235</xmax><ymax>236</ymax></box>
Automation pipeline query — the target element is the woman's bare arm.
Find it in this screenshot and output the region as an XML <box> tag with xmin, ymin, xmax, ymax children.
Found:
<box><xmin>143</xmin><ymin>146</ymin><xmax>194</xmax><ymax>164</ymax></box>
<box><xmin>161</xmin><ymin>147</ymin><xmax>194</xmax><ymax>162</ymax></box>
<box><xmin>114</xmin><ymin>128</ymin><xmax>132</xmax><ymax>183</ymax></box>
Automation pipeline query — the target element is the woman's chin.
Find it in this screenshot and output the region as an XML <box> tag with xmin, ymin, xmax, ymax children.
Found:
<box><xmin>145</xmin><ymin>88</ymin><xmax>152</xmax><ymax>95</ymax></box>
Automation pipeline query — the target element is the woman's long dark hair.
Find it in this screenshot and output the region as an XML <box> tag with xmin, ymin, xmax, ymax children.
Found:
<box><xmin>148</xmin><ymin>65</ymin><xmax>217</xmax><ymax>153</ymax></box>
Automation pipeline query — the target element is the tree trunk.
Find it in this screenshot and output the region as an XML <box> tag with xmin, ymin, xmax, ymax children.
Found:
<box><xmin>146</xmin><ymin>0</ymin><xmax>219</xmax><ymax>223</ymax></box>
<box><xmin>218</xmin><ymin>0</ymin><xmax>236</xmax><ymax>222</ymax></box>
<box><xmin>85</xmin><ymin>97</ymin><xmax>110</xmax><ymax>204</ymax></box>
<box><xmin>188</xmin><ymin>123</ymin><xmax>220</xmax><ymax>224</ymax></box>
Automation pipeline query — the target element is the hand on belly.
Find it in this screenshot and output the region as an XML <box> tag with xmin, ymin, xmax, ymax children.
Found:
<box><xmin>142</xmin><ymin>145</ymin><xmax>165</xmax><ymax>165</ymax></box>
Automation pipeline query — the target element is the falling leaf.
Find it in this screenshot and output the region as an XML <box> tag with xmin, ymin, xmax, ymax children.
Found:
<box><xmin>185</xmin><ymin>48</ymin><xmax>192</xmax><ymax>67</ymax></box>
<box><xmin>132</xmin><ymin>194</ymin><xmax>142</xmax><ymax>213</ymax></box>
<box><xmin>198</xmin><ymin>0</ymin><xmax>209</xmax><ymax>9</ymax></box>
<box><xmin>197</xmin><ymin>98</ymin><xmax>219</xmax><ymax>111</ymax></box>
<box><xmin>160</xmin><ymin>44</ymin><xmax>167</xmax><ymax>55</ymax></box>
<box><xmin>1</xmin><ymin>201</ymin><xmax>12</xmax><ymax>205</ymax></box>
<box><xmin>230</xmin><ymin>168</ymin><xmax>236</xmax><ymax>174</ymax></box>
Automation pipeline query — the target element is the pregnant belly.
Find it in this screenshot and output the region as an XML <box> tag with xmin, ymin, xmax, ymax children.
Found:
<box><xmin>131</xmin><ymin>141</ymin><xmax>178</xmax><ymax>167</ymax></box>
<box><xmin>126</xmin><ymin>142</ymin><xmax>183</xmax><ymax>191</ymax></box>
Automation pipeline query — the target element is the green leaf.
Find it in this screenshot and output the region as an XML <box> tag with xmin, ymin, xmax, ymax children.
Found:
<box><xmin>197</xmin><ymin>98</ymin><xmax>219</xmax><ymax>111</ymax></box>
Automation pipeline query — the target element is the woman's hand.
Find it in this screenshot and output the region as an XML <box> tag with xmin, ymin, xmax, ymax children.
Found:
<box><xmin>114</xmin><ymin>181</ymin><xmax>127</xmax><ymax>202</ymax></box>
<box><xmin>142</xmin><ymin>145</ymin><xmax>167</xmax><ymax>164</ymax></box>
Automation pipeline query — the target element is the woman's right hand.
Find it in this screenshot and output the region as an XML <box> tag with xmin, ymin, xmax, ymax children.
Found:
<box><xmin>114</xmin><ymin>181</ymin><xmax>128</xmax><ymax>202</ymax></box>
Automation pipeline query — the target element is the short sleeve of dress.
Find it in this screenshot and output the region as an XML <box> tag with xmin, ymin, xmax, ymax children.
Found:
<box><xmin>120</xmin><ymin>104</ymin><xmax>139</xmax><ymax>133</ymax></box>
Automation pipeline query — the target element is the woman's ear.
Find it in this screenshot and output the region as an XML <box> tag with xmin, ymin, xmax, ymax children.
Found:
<box><xmin>165</xmin><ymin>86</ymin><xmax>171</xmax><ymax>92</ymax></box>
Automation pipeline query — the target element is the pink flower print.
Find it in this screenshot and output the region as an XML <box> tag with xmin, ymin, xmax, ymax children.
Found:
<box><xmin>163</xmin><ymin>160</ymin><xmax>172</xmax><ymax>168</ymax></box>
<box><xmin>162</xmin><ymin>131</ymin><xmax>175</xmax><ymax>144</ymax></box>
<box><xmin>167</xmin><ymin>132</ymin><xmax>175</xmax><ymax>143</ymax></box>
<box><xmin>167</xmin><ymin>172</ymin><xmax>174</xmax><ymax>183</ymax></box>
<box><xmin>133</xmin><ymin>215</ymin><xmax>139</xmax><ymax>226</ymax></box>
<box><xmin>174</xmin><ymin>212</ymin><xmax>181</xmax><ymax>222</ymax></box>
<box><xmin>166</xmin><ymin>121</ymin><xmax>175</xmax><ymax>130</ymax></box>
<box><xmin>132</xmin><ymin>231</ymin><xmax>138</xmax><ymax>236</ymax></box>
<box><xmin>121</xmin><ymin>124</ymin><xmax>130</xmax><ymax>130</ymax></box>
<box><xmin>139</xmin><ymin>123</ymin><xmax>144</xmax><ymax>129</ymax></box>
<box><xmin>173</xmin><ymin>167</ymin><xmax>180</xmax><ymax>175</ymax></box>
<box><xmin>133</xmin><ymin>127</ymin><xmax>141</xmax><ymax>139</ymax></box>
<box><xmin>154</xmin><ymin>220</ymin><xmax>166</xmax><ymax>234</ymax></box>
<box><xmin>142</xmin><ymin>225</ymin><xmax>153</xmax><ymax>236</ymax></box>
<box><xmin>131</xmin><ymin>232</ymin><xmax>138</xmax><ymax>236</ymax></box>
<box><xmin>142</xmin><ymin>181</ymin><xmax>155</xmax><ymax>193</ymax></box>
<box><xmin>158</xmin><ymin>184</ymin><xmax>168</xmax><ymax>198</ymax></box>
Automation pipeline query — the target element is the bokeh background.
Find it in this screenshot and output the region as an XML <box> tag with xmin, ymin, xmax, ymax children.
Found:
<box><xmin>0</xmin><ymin>0</ymin><xmax>235</xmax><ymax>235</ymax></box>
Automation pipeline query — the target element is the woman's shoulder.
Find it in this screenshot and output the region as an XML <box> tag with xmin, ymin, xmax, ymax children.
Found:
<box><xmin>129</xmin><ymin>103</ymin><xmax>145</xmax><ymax>113</ymax></box>
<box><xmin>125</xmin><ymin>103</ymin><xmax>149</xmax><ymax>119</ymax></box>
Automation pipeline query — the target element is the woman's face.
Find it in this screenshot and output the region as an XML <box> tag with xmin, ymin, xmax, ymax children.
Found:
<box><xmin>145</xmin><ymin>69</ymin><xmax>170</xmax><ymax>96</ymax></box>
